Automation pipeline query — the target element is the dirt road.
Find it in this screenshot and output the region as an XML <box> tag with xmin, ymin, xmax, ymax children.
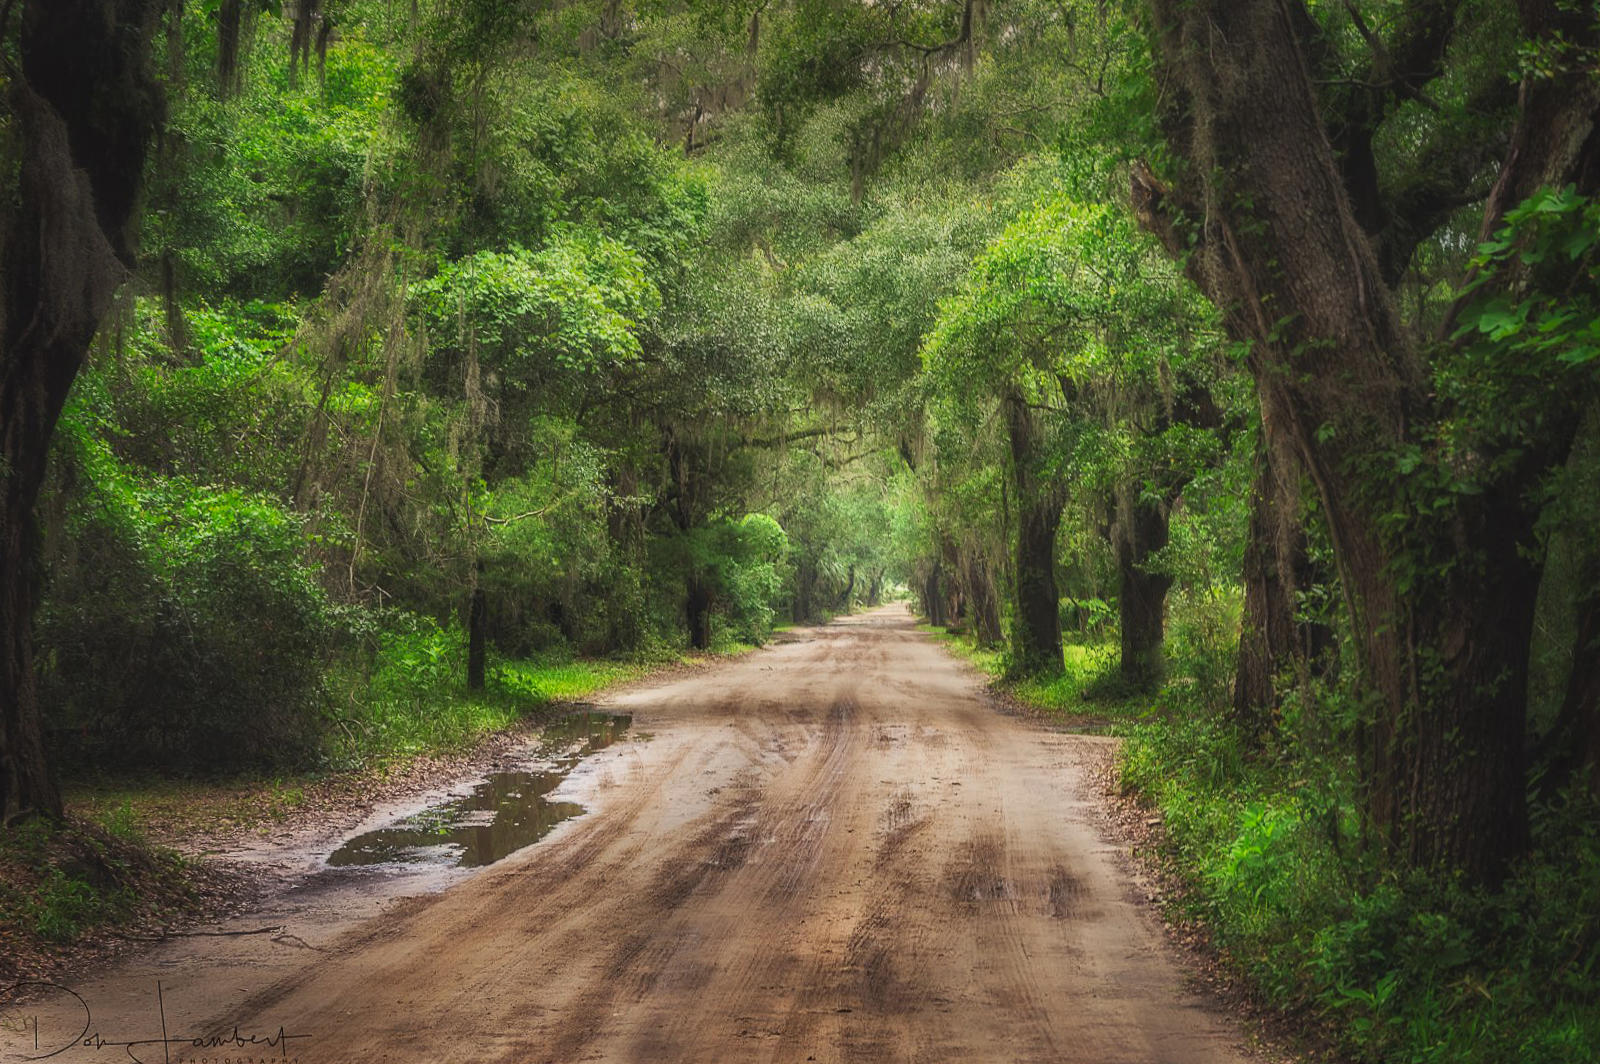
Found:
<box><xmin>7</xmin><ymin>606</ymin><xmax>1252</xmax><ymax>1063</ymax></box>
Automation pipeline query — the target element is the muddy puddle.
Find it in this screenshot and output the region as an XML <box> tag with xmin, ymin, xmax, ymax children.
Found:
<box><xmin>328</xmin><ymin>711</ymin><xmax>631</xmax><ymax>869</ymax></box>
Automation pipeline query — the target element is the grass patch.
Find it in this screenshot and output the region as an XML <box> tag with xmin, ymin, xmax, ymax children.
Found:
<box><xmin>916</xmin><ymin>622</ymin><xmax>1006</xmax><ymax>676</ymax></box>
<box><xmin>1011</xmin><ymin>643</ymin><xmax>1122</xmax><ymax>712</ymax></box>
<box><xmin>918</xmin><ymin>622</ymin><xmax>1133</xmax><ymax>725</ymax></box>
<box><xmin>67</xmin><ymin>633</ymin><xmax>761</xmax><ymax>841</ymax></box>
<box><xmin>326</xmin><ymin>619</ymin><xmax>757</xmax><ymax>771</ymax></box>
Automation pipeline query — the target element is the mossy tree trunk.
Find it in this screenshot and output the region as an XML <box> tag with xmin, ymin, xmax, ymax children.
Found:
<box><xmin>1005</xmin><ymin>393</ymin><xmax>1064</xmax><ymax>677</ymax></box>
<box><xmin>1</xmin><ymin>0</ymin><xmax>163</xmax><ymax>825</ymax></box>
<box><xmin>1137</xmin><ymin>0</ymin><xmax>1600</xmax><ymax>884</ymax></box>
<box><xmin>1113</xmin><ymin>487</ymin><xmax>1174</xmax><ymax>692</ymax></box>
<box><xmin>960</xmin><ymin>548</ymin><xmax>1004</xmax><ymax>649</ymax></box>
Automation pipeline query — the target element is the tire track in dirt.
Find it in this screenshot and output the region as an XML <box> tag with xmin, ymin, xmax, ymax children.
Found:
<box><xmin>22</xmin><ymin>606</ymin><xmax>1256</xmax><ymax>1064</ymax></box>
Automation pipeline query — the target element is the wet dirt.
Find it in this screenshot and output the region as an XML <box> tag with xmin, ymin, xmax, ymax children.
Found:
<box><xmin>327</xmin><ymin>712</ymin><xmax>631</xmax><ymax>869</ymax></box>
<box><xmin>2</xmin><ymin>606</ymin><xmax>1259</xmax><ymax>1064</ymax></box>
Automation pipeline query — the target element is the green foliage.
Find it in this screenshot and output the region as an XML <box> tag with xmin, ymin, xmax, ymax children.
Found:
<box><xmin>416</xmin><ymin>233</ymin><xmax>660</xmax><ymax>386</ymax></box>
<box><xmin>1162</xmin><ymin>585</ymin><xmax>1243</xmax><ymax>713</ymax></box>
<box><xmin>0</xmin><ymin>818</ymin><xmax>193</xmax><ymax>951</ymax></box>
<box><xmin>153</xmin><ymin>10</ymin><xmax>400</xmax><ymax>298</ymax></box>
<box><xmin>17</xmin><ymin>11</ymin><xmax>1599</xmax><ymax>1061</ymax></box>
<box><xmin>1450</xmin><ymin>186</ymin><xmax>1600</xmax><ymax>432</ymax></box>
<box><xmin>40</xmin><ymin>407</ymin><xmax>338</xmax><ymax>773</ymax></box>
<box><xmin>327</xmin><ymin>617</ymin><xmax>512</xmax><ymax>767</ymax></box>
<box><xmin>653</xmin><ymin>513</ymin><xmax>791</xmax><ymax>645</ymax></box>
<box><xmin>1116</xmin><ymin>668</ymin><xmax>1600</xmax><ymax>1064</ymax></box>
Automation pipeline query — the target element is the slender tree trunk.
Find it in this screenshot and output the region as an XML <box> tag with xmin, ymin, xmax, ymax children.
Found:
<box><xmin>467</xmin><ymin>583</ymin><xmax>487</xmax><ymax>691</ymax></box>
<box><xmin>1114</xmin><ymin>487</ymin><xmax>1174</xmax><ymax>691</ymax></box>
<box><xmin>1233</xmin><ymin>445</ymin><xmax>1294</xmax><ymax>726</ymax></box>
<box><xmin>922</xmin><ymin>560</ymin><xmax>947</xmax><ymax>627</ymax></box>
<box><xmin>1137</xmin><ymin>0</ymin><xmax>1599</xmax><ymax>882</ymax></box>
<box><xmin>1005</xmin><ymin>394</ymin><xmax>1064</xmax><ymax>677</ymax></box>
<box><xmin>794</xmin><ymin>557</ymin><xmax>815</xmax><ymax>623</ymax></box>
<box><xmin>686</xmin><ymin>575</ymin><xmax>712</xmax><ymax>650</ymax></box>
<box><xmin>1</xmin><ymin>0</ymin><xmax>162</xmax><ymax>824</ymax></box>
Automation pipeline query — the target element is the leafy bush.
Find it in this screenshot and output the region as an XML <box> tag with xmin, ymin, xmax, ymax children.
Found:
<box><xmin>39</xmin><ymin>422</ymin><xmax>337</xmax><ymax>773</ymax></box>
<box><xmin>1163</xmin><ymin>584</ymin><xmax>1242</xmax><ymax>713</ymax></box>
<box><xmin>1121</xmin><ymin>698</ymin><xmax>1600</xmax><ymax>1064</ymax></box>
<box><xmin>650</xmin><ymin>512</ymin><xmax>790</xmax><ymax>647</ymax></box>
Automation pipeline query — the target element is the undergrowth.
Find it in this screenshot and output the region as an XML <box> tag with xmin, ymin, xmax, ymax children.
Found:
<box><xmin>918</xmin><ymin>622</ymin><xmax>1128</xmax><ymax>721</ymax></box>
<box><xmin>1122</xmin><ymin>712</ymin><xmax>1600</xmax><ymax>1064</ymax></box>
<box><xmin>0</xmin><ymin>815</ymin><xmax>204</xmax><ymax>981</ymax></box>
<box><xmin>923</xmin><ymin>606</ymin><xmax>1600</xmax><ymax>1064</ymax></box>
<box><xmin>324</xmin><ymin>617</ymin><xmax>752</xmax><ymax>770</ymax></box>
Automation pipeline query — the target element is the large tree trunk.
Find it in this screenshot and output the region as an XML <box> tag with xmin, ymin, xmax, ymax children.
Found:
<box><xmin>960</xmin><ymin>548</ymin><xmax>1004</xmax><ymax>649</ymax></box>
<box><xmin>1005</xmin><ymin>394</ymin><xmax>1064</xmax><ymax>677</ymax></box>
<box><xmin>1136</xmin><ymin>0</ymin><xmax>1600</xmax><ymax>883</ymax></box>
<box><xmin>2</xmin><ymin>0</ymin><xmax>162</xmax><ymax>825</ymax></box>
<box><xmin>1113</xmin><ymin>487</ymin><xmax>1174</xmax><ymax>692</ymax></box>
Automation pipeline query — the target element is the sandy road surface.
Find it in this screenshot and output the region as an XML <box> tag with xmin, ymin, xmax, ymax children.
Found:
<box><xmin>5</xmin><ymin>606</ymin><xmax>1251</xmax><ymax>1064</ymax></box>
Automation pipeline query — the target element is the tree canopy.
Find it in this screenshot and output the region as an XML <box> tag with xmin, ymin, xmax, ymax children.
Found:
<box><xmin>3</xmin><ymin>1</ymin><xmax>1599</xmax><ymax>1058</ymax></box>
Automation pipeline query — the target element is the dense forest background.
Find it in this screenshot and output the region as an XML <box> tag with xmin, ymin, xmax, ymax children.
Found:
<box><xmin>2</xmin><ymin>1</ymin><xmax>1598</xmax><ymax>1061</ymax></box>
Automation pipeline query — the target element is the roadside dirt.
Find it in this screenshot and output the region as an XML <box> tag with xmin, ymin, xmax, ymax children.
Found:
<box><xmin>4</xmin><ymin>606</ymin><xmax>1261</xmax><ymax>1063</ymax></box>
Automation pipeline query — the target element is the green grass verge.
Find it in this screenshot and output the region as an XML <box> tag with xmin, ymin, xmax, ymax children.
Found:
<box><xmin>67</xmin><ymin>639</ymin><xmax>760</xmax><ymax>841</ymax></box>
<box><xmin>916</xmin><ymin>622</ymin><xmax>1133</xmax><ymax>725</ymax></box>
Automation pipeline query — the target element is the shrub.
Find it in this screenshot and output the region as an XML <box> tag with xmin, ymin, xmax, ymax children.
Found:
<box><xmin>39</xmin><ymin>427</ymin><xmax>337</xmax><ymax>773</ymax></box>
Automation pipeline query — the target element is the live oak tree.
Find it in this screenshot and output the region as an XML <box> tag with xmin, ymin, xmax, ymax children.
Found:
<box><xmin>1132</xmin><ymin>0</ymin><xmax>1600</xmax><ymax>883</ymax></box>
<box><xmin>924</xmin><ymin>190</ymin><xmax>1220</xmax><ymax>679</ymax></box>
<box><xmin>1</xmin><ymin>0</ymin><xmax>164</xmax><ymax>822</ymax></box>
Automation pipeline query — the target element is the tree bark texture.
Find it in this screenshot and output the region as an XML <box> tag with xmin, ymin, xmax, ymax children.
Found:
<box><xmin>1232</xmin><ymin>431</ymin><xmax>1331</xmax><ymax>731</ymax></box>
<box><xmin>1136</xmin><ymin>0</ymin><xmax>1600</xmax><ymax>882</ymax></box>
<box><xmin>959</xmin><ymin>547</ymin><xmax>1004</xmax><ymax>649</ymax></box>
<box><xmin>467</xmin><ymin>587</ymin><xmax>488</xmax><ymax>690</ymax></box>
<box><xmin>1113</xmin><ymin>487</ymin><xmax>1174</xmax><ymax>692</ymax></box>
<box><xmin>1005</xmin><ymin>394</ymin><xmax>1064</xmax><ymax>677</ymax></box>
<box><xmin>2</xmin><ymin>0</ymin><xmax>163</xmax><ymax>824</ymax></box>
<box><xmin>686</xmin><ymin>575</ymin><xmax>712</xmax><ymax>651</ymax></box>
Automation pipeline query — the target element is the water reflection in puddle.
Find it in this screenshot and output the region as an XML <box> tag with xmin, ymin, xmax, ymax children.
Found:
<box><xmin>327</xmin><ymin>711</ymin><xmax>632</xmax><ymax>868</ymax></box>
